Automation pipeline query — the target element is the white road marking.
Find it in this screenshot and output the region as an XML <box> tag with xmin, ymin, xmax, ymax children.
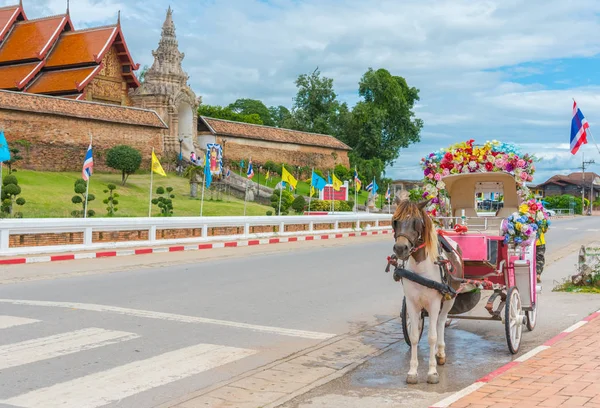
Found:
<box><xmin>0</xmin><ymin>315</ymin><xmax>40</xmax><ymax>329</ymax></box>
<box><xmin>565</xmin><ymin>227</ymin><xmax>578</xmax><ymax>230</ymax></box>
<box><xmin>563</xmin><ymin>320</ymin><xmax>588</xmax><ymax>333</ymax></box>
<box><xmin>0</xmin><ymin>299</ymin><xmax>335</xmax><ymax>340</ymax></box>
<box><xmin>515</xmin><ymin>345</ymin><xmax>550</xmax><ymax>362</ymax></box>
<box><xmin>0</xmin><ymin>328</ymin><xmax>139</xmax><ymax>370</ymax></box>
<box><xmin>429</xmin><ymin>382</ymin><xmax>486</xmax><ymax>407</ymax></box>
<box><xmin>1</xmin><ymin>343</ymin><xmax>256</xmax><ymax>408</ymax></box>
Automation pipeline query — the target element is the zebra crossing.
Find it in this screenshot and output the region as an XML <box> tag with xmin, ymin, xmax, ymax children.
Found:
<box><xmin>0</xmin><ymin>314</ymin><xmax>258</xmax><ymax>408</ymax></box>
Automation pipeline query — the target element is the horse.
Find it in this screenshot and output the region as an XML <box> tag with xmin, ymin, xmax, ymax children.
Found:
<box><xmin>391</xmin><ymin>196</ymin><xmax>463</xmax><ymax>384</ymax></box>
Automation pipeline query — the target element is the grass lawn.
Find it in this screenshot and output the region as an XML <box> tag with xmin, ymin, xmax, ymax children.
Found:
<box><xmin>12</xmin><ymin>170</ymin><xmax>271</xmax><ymax>218</ymax></box>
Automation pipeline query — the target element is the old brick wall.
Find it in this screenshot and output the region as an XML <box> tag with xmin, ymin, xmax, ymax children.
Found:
<box><xmin>0</xmin><ymin>91</ymin><xmax>168</xmax><ymax>171</ymax></box>
<box><xmin>217</xmin><ymin>137</ymin><xmax>350</xmax><ymax>170</ymax></box>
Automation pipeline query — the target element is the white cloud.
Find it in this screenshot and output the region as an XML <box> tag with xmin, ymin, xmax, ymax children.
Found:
<box><xmin>8</xmin><ymin>0</ymin><xmax>600</xmax><ymax>183</ymax></box>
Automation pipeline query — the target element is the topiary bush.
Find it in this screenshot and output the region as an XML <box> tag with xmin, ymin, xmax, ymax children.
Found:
<box><xmin>270</xmin><ymin>189</ymin><xmax>294</xmax><ymax>215</ymax></box>
<box><xmin>0</xmin><ymin>174</ymin><xmax>26</xmax><ymax>218</ymax></box>
<box><xmin>103</xmin><ymin>183</ymin><xmax>119</xmax><ymax>217</ymax></box>
<box><xmin>71</xmin><ymin>178</ymin><xmax>95</xmax><ymax>217</ymax></box>
<box><xmin>152</xmin><ymin>186</ymin><xmax>175</xmax><ymax>216</ymax></box>
<box><xmin>106</xmin><ymin>145</ymin><xmax>142</xmax><ymax>185</ymax></box>
<box><xmin>291</xmin><ymin>195</ymin><xmax>306</xmax><ymax>214</ymax></box>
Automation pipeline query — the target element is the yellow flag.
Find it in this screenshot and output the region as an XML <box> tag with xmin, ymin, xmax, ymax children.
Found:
<box><xmin>266</xmin><ymin>170</ymin><xmax>270</xmax><ymax>180</ymax></box>
<box><xmin>310</xmin><ymin>186</ymin><xmax>315</xmax><ymax>197</ymax></box>
<box><xmin>151</xmin><ymin>150</ymin><xmax>166</xmax><ymax>176</ymax></box>
<box><xmin>281</xmin><ymin>166</ymin><xmax>297</xmax><ymax>189</ymax></box>
<box><xmin>332</xmin><ymin>173</ymin><xmax>342</xmax><ymax>191</ymax></box>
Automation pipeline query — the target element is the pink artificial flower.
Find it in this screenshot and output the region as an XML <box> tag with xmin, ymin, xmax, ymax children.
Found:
<box><xmin>517</xmin><ymin>159</ymin><xmax>526</xmax><ymax>168</ymax></box>
<box><xmin>434</xmin><ymin>173</ymin><xmax>442</xmax><ymax>181</ymax></box>
<box><xmin>442</xmin><ymin>168</ymin><xmax>450</xmax><ymax>176</ymax></box>
<box><xmin>495</xmin><ymin>158</ymin><xmax>505</xmax><ymax>168</ymax></box>
<box><xmin>427</xmin><ymin>173</ymin><xmax>434</xmax><ymax>179</ymax></box>
<box><xmin>520</xmin><ymin>172</ymin><xmax>528</xmax><ymax>181</ymax></box>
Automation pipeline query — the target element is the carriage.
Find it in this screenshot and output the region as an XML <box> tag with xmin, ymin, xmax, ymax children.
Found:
<box><xmin>398</xmin><ymin>171</ymin><xmax>541</xmax><ymax>355</ymax></box>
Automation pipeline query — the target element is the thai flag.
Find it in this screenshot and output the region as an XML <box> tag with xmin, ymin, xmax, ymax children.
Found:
<box><xmin>366</xmin><ymin>181</ymin><xmax>373</xmax><ymax>192</ymax></box>
<box><xmin>247</xmin><ymin>160</ymin><xmax>254</xmax><ymax>179</ymax></box>
<box><xmin>571</xmin><ymin>100</ymin><xmax>589</xmax><ymax>155</ymax></box>
<box><xmin>82</xmin><ymin>143</ymin><xmax>93</xmax><ymax>181</ymax></box>
<box><xmin>385</xmin><ymin>185</ymin><xmax>391</xmax><ymax>200</ymax></box>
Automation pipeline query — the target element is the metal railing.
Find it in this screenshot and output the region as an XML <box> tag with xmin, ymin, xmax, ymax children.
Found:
<box><xmin>0</xmin><ymin>214</ymin><xmax>393</xmax><ymax>256</ymax></box>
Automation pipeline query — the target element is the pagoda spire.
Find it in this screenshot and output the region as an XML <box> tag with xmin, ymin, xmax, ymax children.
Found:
<box><xmin>117</xmin><ymin>10</ymin><xmax>121</xmax><ymax>26</ymax></box>
<box><xmin>146</xmin><ymin>6</ymin><xmax>186</xmax><ymax>78</ymax></box>
<box><xmin>66</xmin><ymin>0</ymin><xmax>69</xmax><ymax>14</ymax></box>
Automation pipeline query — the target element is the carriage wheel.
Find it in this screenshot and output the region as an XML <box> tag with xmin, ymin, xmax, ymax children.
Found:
<box><xmin>526</xmin><ymin>306</ymin><xmax>537</xmax><ymax>331</ymax></box>
<box><xmin>401</xmin><ymin>297</ymin><xmax>424</xmax><ymax>347</ymax></box>
<box><xmin>504</xmin><ymin>287</ymin><xmax>524</xmax><ymax>354</ymax></box>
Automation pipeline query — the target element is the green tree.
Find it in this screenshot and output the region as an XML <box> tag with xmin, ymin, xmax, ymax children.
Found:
<box><xmin>103</xmin><ymin>183</ymin><xmax>119</xmax><ymax>217</ymax></box>
<box><xmin>183</xmin><ymin>164</ymin><xmax>204</xmax><ymax>198</ymax></box>
<box><xmin>268</xmin><ymin>105</ymin><xmax>293</xmax><ymax>128</ymax></box>
<box><xmin>198</xmin><ymin>105</ymin><xmax>263</xmax><ymax>124</ymax></box>
<box><xmin>106</xmin><ymin>145</ymin><xmax>142</xmax><ymax>185</ymax></box>
<box><xmin>228</xmin><ymin>99</ymin><xmax>275</xmax><ymax>126</ymax></box>
<box><xmin>290</xmin><ymin>68</ymin><xmax>344</xmax><ymax>136</ymax></box>
<box><xmin>152</xmin><ymin>186</ymin><xmax>175</xmax><ymax>216</ymax></box>
<box><xmin>343</xmin><ymin>68</ymin><xmax>423</xmax><ymax>169</ymax></box>
<box><xmin>270</xmin><ymin>189</ymin><xmax>294</xmax><ymax>215</ymax></box>
<box><xmin>5</xmin><ymin>147</ymin><xmax>22</xmax><ymax>174</ymax></box>
<box><xmin>0</xmin><ymin>174</ymin><xmax>25</xmax><ymax>218</ymax></box>
<box><xmin>291</xmin><ymin>195</ymin><xmax>306</xmax><ymax>214</ymax></box>
<box><xmin>71</xmin><ymin>178</ymin><xmax>95</xmax><ymax>217</ymax></box>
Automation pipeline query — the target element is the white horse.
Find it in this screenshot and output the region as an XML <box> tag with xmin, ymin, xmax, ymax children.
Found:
<box><xmin>391</xmin><ymin>197</ymin><xmax>461</xmax><ymax>384</ymax></box>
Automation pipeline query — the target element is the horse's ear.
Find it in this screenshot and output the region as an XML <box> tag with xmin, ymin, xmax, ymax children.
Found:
<box><xmin>395</xmin><ymin>190</ymin><xmax>409</xmax><ymax>205</ymax></box>
<box><xmin>417</xmin><ymin>199</ymin><xmax>431</xmax><ymax>211</ymax></box>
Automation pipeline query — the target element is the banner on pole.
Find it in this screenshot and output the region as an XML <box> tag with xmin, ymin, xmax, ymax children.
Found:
<box><xmin>206</xmin><ymin>143</ymin><xmax>223</xmax><ymax>175</ymax></box>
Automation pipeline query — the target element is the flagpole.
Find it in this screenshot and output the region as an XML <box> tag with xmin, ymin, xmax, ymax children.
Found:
<box><xmin>308</xmin><ymin>167</ymin><xmax>314</xmax><ymax>214</ymax></box>
<box><xmin>354</xmin><ymin>167</ymin><xmax>358</xmax><ymax>213</ymax></box>
<box><xmin>148</xmin><ymin>148</ymin><xmax>154</xmax><ymax>217</ymax></box>
<box><xmin>83</xmin><ymin>133</ymin><xmax>92</xmax><ymax>219</ymax></box>
<box><xmin>200</xmin><ymin>152</ymin><xmax>207</xmax><ymax>217</ymax></box>
<box><xmin>278</xmin><ymin>183</ymin><xmax>283</xmax><ymax>215</ymax></box>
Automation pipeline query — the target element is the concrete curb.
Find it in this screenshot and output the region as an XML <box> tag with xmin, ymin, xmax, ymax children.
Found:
<box><xmin>429</xmin><ymin>309</ymin><xmax>600</xmax><ymax>408</ymax></box>
<box><xmin>0</xmin><ymin>229</ymin><xmax>393</xmax><ymax>266</ymax></box>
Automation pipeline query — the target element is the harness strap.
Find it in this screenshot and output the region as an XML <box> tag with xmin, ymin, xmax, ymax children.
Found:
<box><xmin>393</xmin><ymin>267</ymin><xmax>457</xmax><ymax>300</ymax></box>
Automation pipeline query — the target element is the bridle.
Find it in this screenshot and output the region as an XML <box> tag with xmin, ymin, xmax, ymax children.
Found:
<box><xmin>392</xmin><ymin>218</ymin><xmax>427</xmax><ymax>261</ymax></box>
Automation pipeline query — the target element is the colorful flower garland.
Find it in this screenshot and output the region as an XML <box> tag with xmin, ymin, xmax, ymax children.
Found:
<box><xmin>501</xmin><ymin>199</ymin><xmax>551</xmax><ymax>247</ymax></box>
<box><xmin>420</xmin><ymin>140</ymin><xmax>539</xmax><ymax>217</ymax></box>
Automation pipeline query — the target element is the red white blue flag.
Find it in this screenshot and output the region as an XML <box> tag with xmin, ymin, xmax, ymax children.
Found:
<box><xmin>571</xmin><ymin>100</ymin><xmax>589</xmax><ymax>155</ymax></box>
<box><xmin>82</xmin><ymin>143</ymin><xmax>93</xmax><ymax>181</ymax></box>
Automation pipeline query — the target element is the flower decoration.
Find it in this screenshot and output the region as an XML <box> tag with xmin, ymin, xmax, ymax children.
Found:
<box><xmin>421</xmin><ymin>140</ymin><xmax>539</xmax><ymax>216</ymax></box>
<box><xmin>501</xmin><ymin>199</ymin><xmax>551</xmax><ymax>247</ymax></box>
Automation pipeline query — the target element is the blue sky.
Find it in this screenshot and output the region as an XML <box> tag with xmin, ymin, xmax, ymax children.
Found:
<box><xmin>9</xmin><ymin>0</ymin><xmax>600</xmax><ymax>183</ymax></box>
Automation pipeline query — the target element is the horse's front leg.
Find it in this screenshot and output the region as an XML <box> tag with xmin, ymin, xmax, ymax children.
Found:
<box><xmin>436</xmin><ymin>299</ymin><xmax>454</xmax><ymax>366</ymax></box>
<box><xmin>406</xmin><ymin>300</ymin><xmax>421</xmax><ymax>384</ymax></box>
<box><xmin>426</xmin><ymin>296</ymin><xmax>442</xmax><ymax>384</ymax></box>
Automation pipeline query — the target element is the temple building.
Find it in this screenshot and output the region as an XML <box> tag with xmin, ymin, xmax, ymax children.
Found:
<box><xmin>0</xmin><ymin>2</ymin><xmax>139</xmax><ymax>104</ymax></box>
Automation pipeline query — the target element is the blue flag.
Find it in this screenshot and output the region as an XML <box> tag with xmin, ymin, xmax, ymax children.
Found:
<box><xmin>204</xmin><ymin>151</ymin><xmax>212</xmax><ymax>188</ymax></box>
<box><xmin>311</xmin><ymin>171</ymin><xmax>326</xmax><ymax>191</ymax></box>
<box><xmin>372</xmin><ymin>178</ymin><xmax>379</xmax><ymax>194</ymax></box>
<box><xmin>0</xmin><ymin>131</ymin><xmax>11</xmax><ymax>162</ymax></box>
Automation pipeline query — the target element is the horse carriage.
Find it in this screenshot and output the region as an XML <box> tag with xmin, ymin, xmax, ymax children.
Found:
<box><xmin>387</xmin><ymin>140</ymin><xmax>547</xmax><ymax>384</ymax></box>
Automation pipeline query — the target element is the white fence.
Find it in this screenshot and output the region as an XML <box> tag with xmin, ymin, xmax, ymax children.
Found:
<box><xmin>0</xmin><ymin>214</ymin><xmax>393</xmax><ymax>256</ymax></box>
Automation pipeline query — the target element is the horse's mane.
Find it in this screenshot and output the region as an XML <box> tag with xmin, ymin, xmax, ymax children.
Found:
<box><xmin>393</xmin><ymin>200</ymin><xmax>439</xmax><ymax>260</ymax></box>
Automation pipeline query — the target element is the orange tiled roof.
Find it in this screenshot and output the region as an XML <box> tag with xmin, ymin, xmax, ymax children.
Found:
<box><xmin>46</xmin><ymin>26</ymin><xmax>117</xmax><ymax>67</ymax></box>
<box><xmin>0</xmin><ymin>61</ymin><xmax>43</xmax><ymax>89</ymax></box>
<box><xmin>0</xmin><ymin>89</ymin><xmax>167</xmax><ymax>128</ymax></box>
<box><xmin>199</xmin><ymin>117</ymin><xmax>352</xmax><ymax>151</ymax></box>
<box><xmin>0</xmin><ymin>5</ymin><xmax>26</xmax><ymax>42</ymax></box>
<box><xmin>0</xmin><ymin>15</ymin><xmax>72</xmax><ymax>64</ymax></box>
<box><xmin>26</xmin><ymin>65</ymin><xmax>100</xmax><ymax>95</ymax></box>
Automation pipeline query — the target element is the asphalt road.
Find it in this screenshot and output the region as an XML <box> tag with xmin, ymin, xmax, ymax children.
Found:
<box><xmin>0</xmin><ymin>216</ymin><xmax>598</xmax><ymax>408</ymax></box>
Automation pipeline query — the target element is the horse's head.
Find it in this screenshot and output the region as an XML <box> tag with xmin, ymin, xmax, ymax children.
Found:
<box><xmin>392</xmin><ymin>195</ymin><xmax>435</xmax><ymax>261</ymax></box>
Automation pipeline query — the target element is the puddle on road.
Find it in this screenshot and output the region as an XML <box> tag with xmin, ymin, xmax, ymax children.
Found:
<box><xmin>351</xmin><ymin>320</ymin><xmax>511</xmax><ymax>393</ymax></box>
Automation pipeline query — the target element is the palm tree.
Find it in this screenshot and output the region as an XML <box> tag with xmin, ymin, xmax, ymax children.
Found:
<box><xmin>184</xmin><ymin>164</ymin><xmax>204</xmax><ymax>198</ymax></box>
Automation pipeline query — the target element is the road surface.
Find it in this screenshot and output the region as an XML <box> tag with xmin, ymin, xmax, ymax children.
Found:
<box><xmin>0</xmin><ymin>216</ymin><xmax>598</xmax><ymax>408</ymax></box>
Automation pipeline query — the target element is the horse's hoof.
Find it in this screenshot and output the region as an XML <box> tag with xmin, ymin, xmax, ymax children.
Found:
<box><xmin>436</xmin><ymin>355</ymin><xmax>446</xmax><ymax>366</ymax></box>
<box><xmin>427</xmin><ymin>373</ymin><xmax>440</xmax><ymax>384</ymax></box>
<box><xmin>406</xmin><ymin>374</ymin><xmax>418</xmax><ymax>384</ymax></box>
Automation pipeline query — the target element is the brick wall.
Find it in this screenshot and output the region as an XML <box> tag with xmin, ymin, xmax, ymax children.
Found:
<box><xmin>217</xmin><ymin>137</ymin><xmax>350</xmax><ymax>170</ymax></box>
<box><xmin>0</xmin><ymin>109</ymin><xmax>165</xmax><ymax>171</ymax></box>
<box><xmin>0</xmin><ymin>90</ymin><xmax>167</xmax><ymax>171</ymax></box>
